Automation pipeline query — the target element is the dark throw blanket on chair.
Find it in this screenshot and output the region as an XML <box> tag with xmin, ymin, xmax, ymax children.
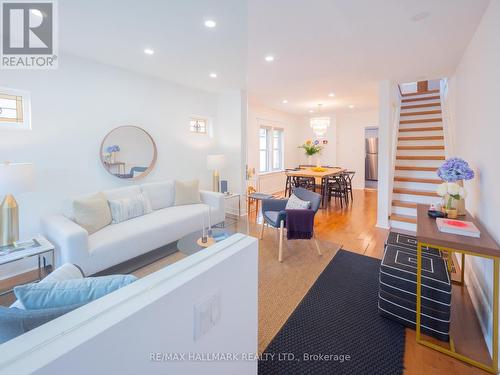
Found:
<box><xmin>285</xmin><ymin>209</ymin><xmax>314</xmax><ymax>240</ymax></box>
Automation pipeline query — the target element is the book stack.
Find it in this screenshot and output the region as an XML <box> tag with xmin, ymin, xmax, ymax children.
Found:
<box><xmin>436</xmin><ymin>218</ymin><xmax>481</xmax><ymax>238</ymax></box>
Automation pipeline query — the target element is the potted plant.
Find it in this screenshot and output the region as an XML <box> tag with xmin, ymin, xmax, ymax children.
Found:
<box><xmin>437</xmin><ymin>158</ymin><xmax>474</xmax><ymax>215</ymax></box>
<box><xmin>298</xmin><ymin>140</ymin><xmax>323</xmax><ymax>165</ymax></box>
<box><xmin>436</xmin><ymin>182</ymin><xmax>467</xmax><ymax>219</ymax></box>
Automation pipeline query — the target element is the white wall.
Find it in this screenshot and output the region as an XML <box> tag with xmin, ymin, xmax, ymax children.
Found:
<box><xmin>0</xmin><ymin>234</ymin><xmax>258</xmax><ymax>375</ymax></box>
<box><xmin>449</xmin><ymin>0</ymin><xmax>500</xmax><ymax>357</ymax></box>
<box><xmin>247</xmin><ymin>100</ymin><xmax>305</xmax><ymax>194</ymax></box>
<box><xmin>336</xmin><ymin>110</ymin><xmax>379</xmax><ymax>189</ymax></box>
<box><xmin>0</xmin><ymin>53</ymin><xmax>244</xmax><ymax>241</ymax></box>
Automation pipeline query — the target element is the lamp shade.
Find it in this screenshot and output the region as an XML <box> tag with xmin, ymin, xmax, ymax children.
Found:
<box><xmin>0</xmin><ymin>162</ymin><xmax>36</xmax><ymax>195</ymax></box>
<box><xmin>207</xmin><ymin>154</ymin><xmax>226</xmax><ymax>170</ymax></box>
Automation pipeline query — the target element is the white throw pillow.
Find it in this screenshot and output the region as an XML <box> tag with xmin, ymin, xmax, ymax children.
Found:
<box><xmin>285</xmin><ymin>194</ymin><xmax>311</xmax><ymax>210</ymax></box>
<box><xmin>140</xmin><ymin>181</ymin><xmax>175</xmax><ymax>210</ymax></box>
<box><xmin>73</xmin><ymin>192</ymin><xmax>112</xmax><ymax>234</ymax></box>
<box><xmin>174</xmin><ymin>180</ymin><xmax>201</xmax><ymax>206</ymax></box>
<box><xmin>108</xmin><ymin>193</ymin><xmax>153</xmax><ymax>224</ymax></box>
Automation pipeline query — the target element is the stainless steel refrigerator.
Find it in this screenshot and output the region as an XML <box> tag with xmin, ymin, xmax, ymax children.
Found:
<box><xmin>365</xmin><ymin>137</ymin><xmax>378</xmax><ymax>181</ymax></box>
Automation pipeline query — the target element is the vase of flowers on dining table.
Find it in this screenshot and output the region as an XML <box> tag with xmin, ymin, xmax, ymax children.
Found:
<box><xmin>299</xmin><ymin>140</ymin><xmax>323</xmax><ymax>166</ymax></box>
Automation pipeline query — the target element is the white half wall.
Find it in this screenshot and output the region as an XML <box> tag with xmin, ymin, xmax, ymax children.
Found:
<box><xmin>336</xmin><ymin>110</ymin><xmax>379</xmax><ymax>189</ymax></box>
<box><xmin>0</xmin><ymin>234</ymin><xmax>258</xmax><ymax>375</ymax></box>
<box><xmin>449</xmin><ymin>0</ymin><xmax>500</xmax><ymax>358</ymax></box>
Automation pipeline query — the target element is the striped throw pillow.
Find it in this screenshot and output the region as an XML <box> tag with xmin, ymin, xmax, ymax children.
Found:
<box><xmin>108</xmin><ymin>193</ymin><xmax>153</xmax><ymax>224</ymax></box>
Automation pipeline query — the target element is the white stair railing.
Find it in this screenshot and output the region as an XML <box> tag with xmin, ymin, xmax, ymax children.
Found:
<box><xmin>440</xmin><ymin>78</ymin><xmax>456</xmax><ymax>158</ymax></box>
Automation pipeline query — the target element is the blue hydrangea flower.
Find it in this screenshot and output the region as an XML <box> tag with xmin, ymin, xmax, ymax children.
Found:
<box><xmin>437</xmin><ymin>158</ymin><xmax>474</xmax><ymax>182</ymax></box>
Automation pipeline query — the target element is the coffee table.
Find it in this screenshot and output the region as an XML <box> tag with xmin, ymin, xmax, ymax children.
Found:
<box><xmin>177</xmin><ymin>228</ymin><xmax>234</xmax><ymax>256</ymax></box>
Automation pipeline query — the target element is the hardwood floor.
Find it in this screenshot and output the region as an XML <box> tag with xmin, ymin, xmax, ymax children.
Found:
<box><xmin>0</xmin><ymin>188</ymin><xmax>490</xmax><ymax>374</ymax></box>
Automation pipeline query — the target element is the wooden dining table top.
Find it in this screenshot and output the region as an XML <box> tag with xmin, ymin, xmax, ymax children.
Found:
<box><xmin>285</xmin><ymin>167</ymin><xmax>346</xmax><ymax>178</ymax></box>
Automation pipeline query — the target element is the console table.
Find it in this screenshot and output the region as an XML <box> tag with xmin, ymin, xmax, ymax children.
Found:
<box><xmin>416</xmin><ymin>204</ymin><xmax>500</xmax><ymax>373</ymax></box>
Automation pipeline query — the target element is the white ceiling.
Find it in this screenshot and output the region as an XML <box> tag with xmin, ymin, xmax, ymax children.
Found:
<box><xmin>248</xmin><ymin>0</ymin><xmax>490</xmax><ymax>114</ymax></box>
<box><xmin>56</xmin><ymin>0</ymin><xmax>489</xmax><ymax>114</ymax></box>
<box><xmin>58</xmin><ymin>0</ymin><xmax>247</xmax><ymax>93</ymax></box>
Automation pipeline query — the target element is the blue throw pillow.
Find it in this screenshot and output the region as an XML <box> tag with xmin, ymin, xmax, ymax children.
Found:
<box><xmin>14</xmin><ymin>275</ymin><xmax>137</xmax><ymax>310</ymax></box>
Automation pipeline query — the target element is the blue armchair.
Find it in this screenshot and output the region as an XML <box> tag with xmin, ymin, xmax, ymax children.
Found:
<box><xmin>260</xmin><ymin>187</ymin><xmax>322</xmax><ymax>262</ymax></box>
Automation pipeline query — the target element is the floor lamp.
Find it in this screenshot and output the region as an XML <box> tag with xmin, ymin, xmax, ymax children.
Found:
<box><xmin>207</xmin><ymin>154</ymin><xmax>226</xmax><ymax>192</ymax></box>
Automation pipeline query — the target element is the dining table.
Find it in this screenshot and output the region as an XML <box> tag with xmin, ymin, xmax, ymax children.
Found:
<box><xmin>285</xmin><ymin>167</ymin><xmax>346</xmax><ymax>207</ymax></box>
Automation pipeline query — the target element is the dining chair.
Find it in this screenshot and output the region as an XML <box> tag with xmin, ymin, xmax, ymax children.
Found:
<box><xmin>344</xmin><ymin>171</ymin><xmax>355</xmax><ymax>201</ymax></box>
<box><xmin>327</xmin><ymin>174</ymin><xmax>349</xmax><ymax>207</ymax></box>
<box><xmin>260</xmin><ymin>187</ymin><xmax>322</xmax><ymax>262</ymax></box>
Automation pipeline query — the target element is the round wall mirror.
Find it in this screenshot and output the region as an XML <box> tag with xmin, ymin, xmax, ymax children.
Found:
<box><xmin>100</xmin><ymin>126</ymin><xmax>157</xmax><ymax>179</ymax></box>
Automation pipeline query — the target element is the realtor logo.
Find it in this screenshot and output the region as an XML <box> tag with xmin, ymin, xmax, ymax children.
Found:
<box><xmin>1</xmin><ymin>0</ymin><xmax>58</xmax><ymax>69</ymax></box>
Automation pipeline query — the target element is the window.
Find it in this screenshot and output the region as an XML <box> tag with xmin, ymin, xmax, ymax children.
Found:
<box><xmin>190</xmin><ymin>117</ymin><xmax>207</xmax><ymax>134</ymax></box>
<box><xmin>259</xmin><ymin>126</ymin><xmax>284</xmax><ymax>173</ymax></box>
<box><xmin>0</xmin><ymin>88</ymin><xmax>30</xmax><ymax>130</ymax></box>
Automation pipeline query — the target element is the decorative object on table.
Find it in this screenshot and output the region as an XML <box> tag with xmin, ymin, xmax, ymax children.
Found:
<box><xmin>437</xmin><ymin>158</ymin><xmax>474</xmax><ymax>215</ymax></box>
<box><xmin>220</xmin><ymin>180</ymin><xmax>228</xmax><ymax>193</ymax></box>
<box><xmin>436</xmin><ymin>182</ymin><xmax>467</xmax><ymax>219</ymax></box>
<box><xmin>311</xmin><ymin>166</ymin><xmax>326</xmax><ymax>172</ymax></box>
<box><xmin>100</xmin><ymin>126</ymin><xmax>157</xmax><ymax>180</ymax></box>
<box><xmin>427</xmin><ymin>209</ymin><xmax>446</xmax><ymax>219</ymax></box>
<box><xmin>436</xmin><ymin>218</ymin><xmax>481</xmax><ymax>238</ymax></box>
<box><xmin>298</xmin><ymin>139</ymin><xmax>323</xmax><ymax>166</ymax></box>
<box><xmin>322</xmin><ymin>139</ymin><xmax>328</xmax><ymax>145</ymax></box>
<box><xmin>0</xmin><ymin>162</ymin><xmax>36</xmax><ymax>246</ymax></box>
<box><xmin>207</xmin><ymin>154</ymin><xmax>226</xmax><ymax>192</ymax></box>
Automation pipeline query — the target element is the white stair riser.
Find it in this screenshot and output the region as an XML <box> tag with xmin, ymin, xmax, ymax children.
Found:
<box><xmin>397</xmin><ymin>149</ymin><xmax>445</xmax><ymax>157</ymax></box>
<box><xmin>402</xmin><ymin>92</ymin><xmax>440</xmax><ymax>99</ymax></box>
<box><xmin>392</xmin><ymin>193</ymin><xmax>441</xmax><ymax>204</ymax></box>
<box><xmin>395</xmin><ymin>169</ymin><xmax>439</xmax><ymax>179</ymax></box>
<box><xmin>397</xmin><ymin>139</ymin><xmax>444</xmax><ymax>147</ymax></box>
<box><xmin>400</xmin><ymin>105</ymin><xmax>441</xmax><ymax>113</ymax></box>
<box><xmin>392</xmin><ymin>206</ymin><xmax>417</xmax><ymax>216</ymax></box>
<box><xmin>390</xmin><ymin>220</ymin><xmax>417</xmax><ymax>232</ymax></box>
<box><xmin>397</xmin><ymin>130</ymin><xmax>444</xmax><ymax>137</ymax></box>
<box><xmin>401</xmin><ymin>99</ymin><xmax>441</xmax><ymax>106</ymax></box>
<box><xmin>395</xmin><ymin>159</ymin><xmax>443</xmax><ymax>167</ymax></box>
<box><xmin>400</xmin><ymin>114</ymin><xmax>443</xmax><ymax>121</ymax></box>
<box><xmin>393</xmin><ymin>181</ymin><xmax>440</xmax><ymax>191</ymax></box>
<box><xmin>399</xmin><ymin>122</ymin><xmax>443</xmax><ymax>130</ymax></box>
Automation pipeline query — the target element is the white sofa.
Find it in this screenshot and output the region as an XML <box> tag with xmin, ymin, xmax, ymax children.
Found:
<box><xmin>41</xmin><ymin>181</ymin><xmax>225</xmax><ymax>276</ymax></box>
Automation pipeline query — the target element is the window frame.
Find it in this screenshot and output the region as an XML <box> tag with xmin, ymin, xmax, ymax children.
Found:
<box><xmin>189</xmin><ymin>116</ymin><xmax>209</xmax><ymax>134</ymax></box>
<box><xmin>259</xmin><ymin>125</ymin><xmax>284</xmax><ymax>174</ymax></box>
<box><xmin>0</xmin><ymin>87</ymin><xmax>31</xmax><ymax>130</ymax></box>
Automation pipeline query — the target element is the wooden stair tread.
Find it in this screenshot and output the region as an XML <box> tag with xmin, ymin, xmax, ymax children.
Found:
<box><xmin>394</xmin><ymin>176</ymin><xmax>441</xmax><ymax>184</ymax></box>
<box><xmin>392</xmin><ymin>200</ymin><xmax>418</xmax><ymax>208</ymax></box>
<box><xmin>396</xmin><ymin>155</ymin><xmax>445</xmax><ymax>160</ymax></box>
<box><xmin>390</xmin><ymin>214</ymin><xmax>417</xmax><ymax>224</ymax></box>
<box><xmin>401</xmin><ymin>89</ymin><xmax>440</xmax><ymax>97</ymax></box>
<box><xmin>398</xmin><ymin>136</ymin><xmax>444</xmax><ymax>141</ymax></box>
<box><xmin>400</xmin><ymin>110</ymin><xmax>442</xmax><ymax>116</ymax></box>
<box><xmin>393</xmin><ymin>188</ymin><xmax>438</xmax><ymax>197</ymax></box>
<box><xmin>397</xmin><ymin>145</ymin><xmax>444</xmax><ymax>150</ymax></box>
<box><xmin>401</xmin><ymin>95</ymin><xmax>440</xmax><ymax>103</ymax></box>
<box><xmin>400</xmin><ymin>118</ymin><xmax>442</xmax><ymax>124</ymax></box>
<box><xmin>395</xmin><ymin>166</ymin><xmax>438</xmax><ymax>171</ymax></box>
<box><xmin>399</xmin><ymin>126</ymin><xmax>443</xmax><ymax>132</ymax></box>
<box><xmin>401</xmin><ymin>103</ymin><xmax>441</xmax><ymax>110</ymax></box>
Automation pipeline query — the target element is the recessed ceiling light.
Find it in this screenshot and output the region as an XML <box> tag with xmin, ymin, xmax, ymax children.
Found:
<box><xmin>265</xmin><ymin>55</ymin><xmax>275</xmax><ymax>62</ymax></box>
<box><xmin>144</xmin><ymin>48</ymin><xmax>154</xmax><ymax>55</ymax></box>
<box><xmin>204</xmin><ymin>19</ymin><xmax>217</xmax><ymax>28</ymax></box>
<box><xmin>411</xmin><ymin>11</ymin><xmax>430</xmax><ymax>22</ymax></box>
<box><xmin>209</xmin><ymin>72</ymin><xmax>218</xmax><ymax>78</ymax></box>
<box><xmin>282</xmin><ymin>99</ymin><xmax>288</xmax><ymax>104</ymax></box>
<box><xmin>348</xmin><ymin>104</ymin><xmax>355</xmax><ymax>109</ymax></box>
<box><xmin>328</xmin><ymin>92</ymin><xmax>335</xmax><ymax>97</ymax></box>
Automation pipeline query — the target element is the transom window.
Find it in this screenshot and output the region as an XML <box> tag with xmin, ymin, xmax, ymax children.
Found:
<box><xmin>0</xmin><ymin>88</ymin><xmax>30</xmax><ymax>130</ymax></box>
<box><xmin>259</xmin><ymin>126</ymin><xmax>284</xmax><ymax>173</ymax></box>
<box><xmin>190</xmin><ymin>118</ymin><xmax>207</xmax><ymax>134</ymax></box>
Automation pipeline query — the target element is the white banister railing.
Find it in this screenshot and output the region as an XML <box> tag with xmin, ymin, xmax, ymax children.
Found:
<box><xmin>387</xmin><ymin>84</ymin><xmax>402</xmax><ymax>221</ymax></box>
<box><xmin>440</xmin><ymin>78</ymin><xmax>456</xmax><ymax>158</ymax></box>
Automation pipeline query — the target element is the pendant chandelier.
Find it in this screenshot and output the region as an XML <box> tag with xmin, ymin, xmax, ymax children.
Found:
<box><xmin>310</xmin><ymin>104</ymin><xmax>330</xmax><ymax>138</ymax></box>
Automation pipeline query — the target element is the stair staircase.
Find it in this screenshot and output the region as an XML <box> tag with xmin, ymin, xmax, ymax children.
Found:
<box><xmin>390</xmin><ymin>90</ymin><xmax>445</xmax><ymax>232</ymax></box>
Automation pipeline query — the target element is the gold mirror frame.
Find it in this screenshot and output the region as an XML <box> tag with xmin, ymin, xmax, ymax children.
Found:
<box><xmin>100</xmin><ymin>125</ymin><xmax>157</xmax><ymax>180</ymax></box>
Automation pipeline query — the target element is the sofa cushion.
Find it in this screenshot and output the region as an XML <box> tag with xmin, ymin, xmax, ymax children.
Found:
<box><xmin>14</xmin><ymin>275</ymin><xmax>137</xmax><ymax>310</ymax></box>
<box><xmin>0</xmin><ymin>303</ymin><xmax>83</xmax><ymax>344</ymax></box>
<box><xmin>108</xmin><ymin>192</ymin><xmax>152</xmax><ymax>224</ymax></box>
<box><xmin>174</xmin><ymin>180</ymin><xmax>201</xmax><ymax>206</ymax></box>
<box><xmin>73</xmin><ymin>192</ymin><xmax>112</xmax><ymax>234</ymax></box>
<box><xmin>103</xmin><ymin>185</ymin><xmax>142</xmax><ymax>201</ymax></box>
<box><xmin>141</xmin><ymin>181</ymin><xmax>175</xmax><ymax>210</ymax></box>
